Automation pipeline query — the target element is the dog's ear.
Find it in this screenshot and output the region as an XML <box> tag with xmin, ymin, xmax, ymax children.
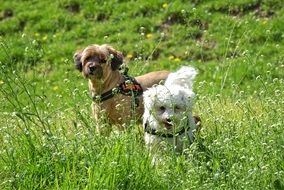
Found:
<box><xmin>73</xmin><ymin>50</ymin><xmax>83</xmax><ymax>72</ymax></box>
<box><xmin>106</xmin><ymin>45</ymin><xmax>123</xmax><ymax>70</ymax></box>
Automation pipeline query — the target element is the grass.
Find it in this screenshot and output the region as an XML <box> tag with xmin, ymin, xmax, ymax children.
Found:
<box><xmin>0</xmin><ymin>0</ymin><xmax>284</xmax><ymax>189</ymax></box>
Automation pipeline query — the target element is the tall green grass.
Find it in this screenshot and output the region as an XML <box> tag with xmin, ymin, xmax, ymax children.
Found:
<box><xmin>1</xmin><ymin>40</ymin><xmax>283</xmax><ymax>189</ymax></box>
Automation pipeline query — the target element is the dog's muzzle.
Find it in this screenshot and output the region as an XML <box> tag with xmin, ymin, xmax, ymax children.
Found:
<box><xmin>144</xmin><ymin>120</ymin><xmax>189</xmax><ymax>138</ymax></box>
<box><xmin>84</xmin><ymin>64</ymin><xmax>103</xmax><ymax>79</ymax></box>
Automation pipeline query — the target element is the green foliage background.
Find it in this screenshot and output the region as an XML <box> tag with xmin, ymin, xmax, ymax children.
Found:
<box><xmin>0</xmin><ymin>0</ymin><xmax>283</xmax><ymax>189</ymax></box>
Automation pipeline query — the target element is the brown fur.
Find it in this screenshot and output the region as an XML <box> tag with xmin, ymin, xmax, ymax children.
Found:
<box><xmin>74</xmin><ymin>44</ymin><xmax>170</xmax><ymax>132</ymax></box>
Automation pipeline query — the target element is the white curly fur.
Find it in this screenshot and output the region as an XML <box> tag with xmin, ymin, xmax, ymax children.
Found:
<box><xmin>143</xmin><ymin>66</ymin><xmax>198</xmax><ymax>152</ymax></box>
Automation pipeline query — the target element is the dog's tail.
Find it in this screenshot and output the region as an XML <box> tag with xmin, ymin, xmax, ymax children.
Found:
<box><xmin>165</xmin><ymin>66</ymin><xmax>197</xmax><ymax>90</ymax></box>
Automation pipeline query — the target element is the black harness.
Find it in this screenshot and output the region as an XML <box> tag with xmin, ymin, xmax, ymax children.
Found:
<box><xmin>144</xmin><ymin>120</ymin><xmax>189</xmax><ymax>138</ymax></box>
<box><xmin>92</xmin><ymin>74</ymin><xmax>143</xmax><ymax>106</ymax></box>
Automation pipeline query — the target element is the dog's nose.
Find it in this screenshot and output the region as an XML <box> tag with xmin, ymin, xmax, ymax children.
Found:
<box><xmin>166</xmin><ymin>118</ymin><xmax>172</xmax><ymax>123</ymax></box>
<box><xmin>89</xmin><ymin>65</ymin><xmax>96</xmax><ymax>72</ymax></box>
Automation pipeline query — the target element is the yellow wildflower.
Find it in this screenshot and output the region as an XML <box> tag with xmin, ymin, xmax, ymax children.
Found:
<box><xmin>168</xmin><ymin>55</ymin><xmax>175</xmax><ymax>60</ymax></box>
<box><xmin>262</xmin><ymin>20</ymin><xmax>267</xmax><ymax>25</ymax></box>
<box><xmin>146</xmin><ymin>33</ymin><xmax>153</xmax><ymax>39</ymax></box>
<box><xmin>53</xmin><ymin>86</ymin><xmax>59</xmax><ymax>91</ymax></box>
<box><xmin>42</xmin><ymin>35</ymin><xmax>48</xmax><ymax>41</ymax></box>
<box><xmin>162</xmin><ymin>3</ymin><xmax>168</xmax><ymax>9</ymax></box>
<box><xmin>0</xmin><ymin>80</ymin><xmax>4</xmax><ymax>85</ymax></box>
<box><xmin>174</xmin><ymin>58</ymin><xmax>181</xmax><ymax>62</ymax></box>
<box><xmin>127</xmin><ymin>53</ymin><xmax>133</xmax><ymax>59</ymax></box>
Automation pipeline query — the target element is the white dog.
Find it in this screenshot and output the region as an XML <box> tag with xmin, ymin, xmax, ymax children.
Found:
<box><xmin>143</xmin><ymin>66</ymin><xmax>199</xmax><ymax>153</ymax></box>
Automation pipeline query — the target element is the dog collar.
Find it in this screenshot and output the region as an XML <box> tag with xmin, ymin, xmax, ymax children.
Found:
<box><xmin>92</xmin><ymin>74</ymin><xmax>143</xmax><ymax>105</ymax></box>
<box><xmin>144</xmin><ymin>120</ymin><xmax>189</xmax><ymax>138</ymax></box>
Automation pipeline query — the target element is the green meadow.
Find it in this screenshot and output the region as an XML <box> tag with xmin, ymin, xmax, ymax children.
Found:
<box><xmin>0</xmin><ymin>0</ymin><xmax>283</xmax><ymax>189</ymax></box>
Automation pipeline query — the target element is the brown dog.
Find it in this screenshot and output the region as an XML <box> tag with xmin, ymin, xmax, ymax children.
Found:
<box><xmin>74</xmin><ymin>44</ymin><xmax>170</xmax><ymax>132</ymax></box>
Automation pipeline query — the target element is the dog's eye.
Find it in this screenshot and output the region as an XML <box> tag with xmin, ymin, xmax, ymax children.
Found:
<box><xmin>100</xmin><ymin>59</ymin><xmax>107</xmax><ymax>64</ymax></box>
<box><xmin>85</xmin><ymin>56</ymin><xmax>92</xmax><ymax>62</ymax></box>
<box><xmin>159</xmin><ymin>106</ymin><xmax>165</xmax><ymax>111</ymax></box>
